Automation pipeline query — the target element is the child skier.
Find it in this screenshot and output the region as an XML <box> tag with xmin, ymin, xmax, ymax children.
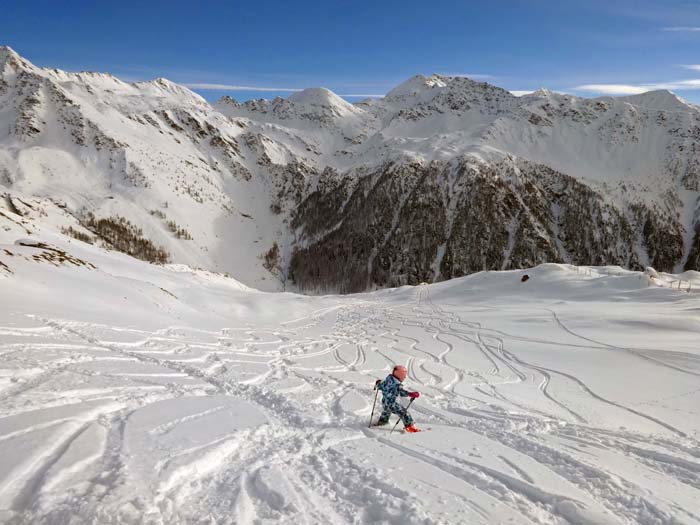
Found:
<box><xmin>374</xmin><ymin>365</ymin><xmax>421</xmax><ymax>432</ymax></box>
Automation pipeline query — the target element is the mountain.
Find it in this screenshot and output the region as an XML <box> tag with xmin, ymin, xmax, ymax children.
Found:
<box><xmin>1</xmin><ymin>47</ymin><xmax>699</xmax><ymax>292</ymax></box>
<box><xmin>0</xmin><ymin>46</ymin><xmax>290</xmax><ymax>290</ymax></box>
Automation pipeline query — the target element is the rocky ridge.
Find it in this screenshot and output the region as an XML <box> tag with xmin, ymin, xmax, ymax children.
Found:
<box><xmin>1</xmin><ymin>46</ymin><xmax>699</xmax><ymax>292</ymax></box>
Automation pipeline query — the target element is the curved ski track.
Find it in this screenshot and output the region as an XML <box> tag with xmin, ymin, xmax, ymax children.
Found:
<box><xmin>0</xmin><ymin>288</ymin><xmax>699</xmax><ymax>524</ymax></box>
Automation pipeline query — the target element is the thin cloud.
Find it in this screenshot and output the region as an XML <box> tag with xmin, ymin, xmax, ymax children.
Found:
<box><xmin>185</xmin><ymin>82</ymin><xmax>384</xmax><ymax>98</ymax></box>
<box><xmin>575</xmin><ymin>79</ymin><xmax>700</xmax><ymax>95</ymax></box>
<box><xmin>185</xmin><ymin>83</ymin><xmax>303</xmax><ymax>92</ymax></box>
<box><xmin>575</xmin><ymin>84</ymin><xmax>648</xmax><ymax>95</ymax></box>
<box><xmin>660</xmin><ymin>80</ymin><xmax>700</xmax><ymax>89</ymax></box>
<box><xmin>661</xmin><ymin>26</ymin><xmax>700</xmax><ymax>32</ymax></box>
<box><xmin>680</xmin><ymin>64</ymin><xmax>700</xmax><ymax>71</ymax></box>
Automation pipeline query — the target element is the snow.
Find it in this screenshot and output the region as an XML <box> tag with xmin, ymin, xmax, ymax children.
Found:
<box><xmin>1</xmin><ymin>47</ymin><xmax>700</xmax><ymax>522</ymax></box>
<box><xmin>385</xmin><ymin>74</ymin><xmax>449</xmax><ymax>98</ymax></box>
<box><xmin>2</xmin><ymin>47</ymin><xmax>700</xmax><ymax>292</ymax></box>
<box><xmin>287</xmin><ymin>88</ymin><xmax>363</xmax><ymax>118</ymax></box>
<box><xmin>1</xmin><ymin>233</ymin><xmax>699</xmax><ymax>524</ymax></box>
<box><xmin>619</xmin><ymin>90</ymin><xmax>695</xmax><ymax>112</ymax></box>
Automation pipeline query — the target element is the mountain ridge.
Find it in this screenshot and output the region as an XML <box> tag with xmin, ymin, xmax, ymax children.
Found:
<box><xmin>1</xmin><ymin>46</ymin><xmax>699</xmax><ymax>292</ymax></box>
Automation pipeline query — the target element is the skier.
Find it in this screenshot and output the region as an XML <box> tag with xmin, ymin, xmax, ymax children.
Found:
<box><xmin>373</xmin><ymin>365</ymin><xmax>421</xmax><ymax>432</ymax></box>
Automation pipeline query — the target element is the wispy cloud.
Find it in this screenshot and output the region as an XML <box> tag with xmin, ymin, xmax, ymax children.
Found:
<box><xmin>575</xmin><ymin>79</ymin><xmax>700</xmax><ymax>95</ymax></box>
<box><xmin>185</xmin><ymin>83</ymin><xmax>303</xmax><ymax>92</ymax></box>
<box><xmin>661</xmin><ymin>26</ymin><xmax>700</xmax><ymax>32</ymax></box>
<box><xmin>575</xmin><ymin>84</ymin><xmax>649</xmax><ymax>95</ymax></box>
<box><xmin>680</xmin><ymin>64</ymin><xmax>700</xmax><ymax>71</ymax></box>
<box><xmin>184</xmin><ymin>82</ymin><xmax>384</xmax><ymax>98</ymax></box>
<box><xmin>654</xmin><ymin>80</ymin><xmax>700</xmax><ymax>89</ymax></box>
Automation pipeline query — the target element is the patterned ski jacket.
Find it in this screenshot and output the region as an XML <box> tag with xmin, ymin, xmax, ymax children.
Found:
<box><xmin>377</xmin><ymin>374</ymin><xmax>410</xmax><ymax>405</ymax></box>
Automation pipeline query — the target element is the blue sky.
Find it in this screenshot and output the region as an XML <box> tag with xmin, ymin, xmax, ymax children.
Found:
<box><xmin>2</xmin><ymin>0</ymin><xmax>700</xmax><ymax>102</ymax></box>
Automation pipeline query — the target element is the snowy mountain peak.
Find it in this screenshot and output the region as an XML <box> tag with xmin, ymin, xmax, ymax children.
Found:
<box><xmin>215</xmin><ymin>86</ymin><xmax>366</xmax><ymax>125</ymax></box>
<box><xmin>528</xmin><ymin>88</ymin><xmax>556</xmax><ymax>98</ymax></box>
<box><xmin>619</xmin><ymin>89</ymin><xmax>696</xmax><ymax>112</ymax></box>
<box><xmin>133</xmin><ymin>77</ymin><xmax>209</xmax><ymax>106</ymax></box>
<box><xmin>386</xmin><ymin>74</ymin><xmax>446</xmax><ymax>98</ymax></box>
<box><xmin>287</xmin><ymin>87</ymin><xmax>361</xmax><ymax>117</ymax></box>
<box><xmin>0</xmin><ymin>45</ymin><xmax>33</xmax><ymax>72</ymax></box>
<box><xmin>0</xmin><ymin>45</ymin><xmax>19</xmax><ymax>62</ymax></box>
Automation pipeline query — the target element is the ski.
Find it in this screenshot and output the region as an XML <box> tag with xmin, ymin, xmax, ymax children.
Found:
<box><xmin>369</xmin><ymin>424</ymin><xmax>429</xmax><ymax>432</ymax></box>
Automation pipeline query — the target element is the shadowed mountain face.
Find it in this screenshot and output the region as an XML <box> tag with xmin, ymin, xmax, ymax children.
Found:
<box><xmin>1</xmin><ymin>47</ymin><xmax>699</xmax><ymax>292</ymax></box>
<box><xmin>289</xmin><ymin>158</ymin><xmax>680</xmax><ymax>293</ymax></box>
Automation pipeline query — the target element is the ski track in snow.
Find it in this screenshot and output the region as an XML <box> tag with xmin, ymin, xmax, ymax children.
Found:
<box><xmin>1</xmin><ymin>274</ymin><xmax>700</xmax><ymax>524</ymax></box>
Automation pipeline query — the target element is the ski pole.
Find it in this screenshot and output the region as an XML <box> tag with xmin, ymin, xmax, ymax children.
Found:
<box><xmin>368</xmin><ymin>383</ymin><xmax>380</xmax><ymax>427</ymax></box>
<box><xmin>390</xmin><ymin>398</ymin><xmax>415</xmax><ymax>434</ymax></box>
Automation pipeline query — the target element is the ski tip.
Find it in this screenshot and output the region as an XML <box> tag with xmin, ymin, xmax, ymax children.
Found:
<box><xmin>404</xmin><ymin>427</ymin><xmax>430</xmax><ymax>433</ymax></box>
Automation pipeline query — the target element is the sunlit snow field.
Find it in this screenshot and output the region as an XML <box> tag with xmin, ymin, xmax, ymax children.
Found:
<box><xmin>1</xmin><ymin>235</ymin><xmax>699</xmax><ymax>524</ymax></box>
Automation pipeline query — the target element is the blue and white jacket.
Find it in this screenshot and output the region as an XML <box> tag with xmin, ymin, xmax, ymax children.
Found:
<box><xmin>377</xmin><ymin>374</ymin><xmax>410</xmax><ymax>405</ymax></box>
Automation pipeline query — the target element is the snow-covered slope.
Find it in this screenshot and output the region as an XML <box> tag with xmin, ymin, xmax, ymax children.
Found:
<box><xmin>0</xmin><ymin>46</ymin><xmax>294</xmax><ymax>291</ymax></box>
<box><xmin>1</xmin><ymin>231</ymin><xmax>699</xmax><ymax>523</ymax></box>
<box><xmin>2</xmin><ymin>47</ymin><xmax>700</xmax><ymax>292</ymax></box>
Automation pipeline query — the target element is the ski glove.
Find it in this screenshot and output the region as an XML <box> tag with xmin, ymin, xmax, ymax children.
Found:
<box><xmin>375</xmin><ymin>379</ymin><xmax>382</xmax><ymax>388</ymax></box>
<box><xmin>408</xmin><ymin>391</ymin><xmax>420</xmax><ymax>399</ymax></box>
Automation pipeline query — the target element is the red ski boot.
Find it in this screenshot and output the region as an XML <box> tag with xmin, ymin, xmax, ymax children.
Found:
<box><xmin>405</xmin><ymin>424</ymin><xmax>421</xmax><ymax>433</ymax></box>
